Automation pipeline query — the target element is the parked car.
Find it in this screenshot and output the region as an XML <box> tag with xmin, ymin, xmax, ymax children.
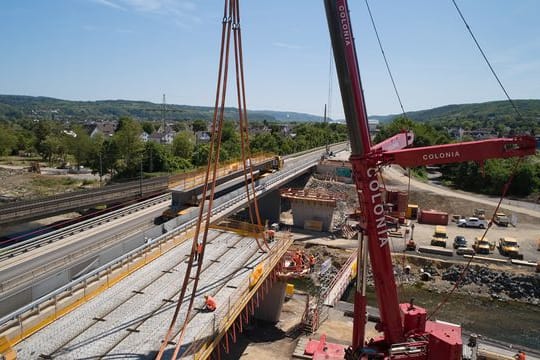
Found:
<box><xmin>457</xmin><ymin>217</ymin><xmax>488</xmax><ymax>229</ymax></box>
<box><xmin>453</xmin><ymin>235</ymin><xmax>467</xmax><ymax>249</ymax></box>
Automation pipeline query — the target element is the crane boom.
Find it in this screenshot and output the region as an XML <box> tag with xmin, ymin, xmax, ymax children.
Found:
<box><xmin>380</xmin><ymin>136</ymin><xmax>536</xmax><ymax>168</ymax></box>
<box><xmin>323</xmin><ymin>0</ymin><xmax>536</xmax><ymax>358</ymax></box>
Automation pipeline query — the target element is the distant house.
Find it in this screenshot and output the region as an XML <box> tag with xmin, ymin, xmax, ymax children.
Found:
<box><xmin>85</xmin><ymin>121</ymin><xmax>117</xmax><ymax>138</ymax></box>
<box><xmin>462</xmin><ymin>128</ymin><xmax>496</xmax><ymax>140</ymax></box>
<box><xmin>195</xmin><ymin>131</ymin><xmax>211</xmax><ymax>144</ymax></box>
<box><xmin>149</xmin><ymin>123</ymin><xmax>176</xmax><ymax>144</ymax></box>
<box><xmin>140</xmin><ymin>131</ymin><xmax>149</xmax><ymax>142</ymax></box>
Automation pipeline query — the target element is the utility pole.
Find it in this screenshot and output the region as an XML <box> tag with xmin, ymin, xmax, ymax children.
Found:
<box><xmin>162</xmin><ymin>94</ymin><xmax>166</xmax><ymax>144</ymax></box>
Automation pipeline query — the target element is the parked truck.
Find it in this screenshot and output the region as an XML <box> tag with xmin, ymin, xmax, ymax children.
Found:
<box><xmin>498</xmin><ymin>237</ymin><xmax>523</xmax><ymax>259</ymax></box>
<box><xmin>430</xmin><ymin>225</ymin><xmax>448</xmax><ymax>248</ymax></box>
<box><xmin>473</xmin><ymin>236</ymin><xmax>494</xmax><ymax>255</ymax></box>
<box><xmin>493</xmin><ymin>212</ymin><xmax>510</xmax><ymax>227</ymax></box>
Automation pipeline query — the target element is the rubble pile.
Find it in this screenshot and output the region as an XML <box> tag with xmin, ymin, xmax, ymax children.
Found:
<box><xmin>442</xmin><ymin>264</ymin><xmax>540</xmax><ymax>304</ymax></box>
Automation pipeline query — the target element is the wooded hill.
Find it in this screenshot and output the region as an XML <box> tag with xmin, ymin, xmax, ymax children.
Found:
<box><xmin>381</xmin><ymin>100</ymin><xmax>540</xmax><ymax>135</ymax></box>
<box><xmin>0</xmin><ymin>95</ymin><xmax>326</xmax><ymax>123</ymax></box>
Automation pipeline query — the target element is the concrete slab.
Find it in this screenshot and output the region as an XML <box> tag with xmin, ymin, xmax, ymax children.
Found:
<box><xmin>14</xmin><ymin>229</ymin><xmax>281</xmax><ymax>359</ymax></box>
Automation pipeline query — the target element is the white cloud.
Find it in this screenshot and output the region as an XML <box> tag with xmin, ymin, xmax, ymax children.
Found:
<box><xmin>91</xmin><ymin>0</ymin><xmax>199</xmax><ymax>28</ymax></box>
<box><xmin>92</xmin><ymin>0</ymin><xmax>125</xmax><ymax>10</ymax></box>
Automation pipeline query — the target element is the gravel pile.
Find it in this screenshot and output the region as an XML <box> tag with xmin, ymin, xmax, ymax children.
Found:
<box><xmin>305</xmin><ymin>178</ymin><xmax>358</xmax><ymax>231</ymax></box>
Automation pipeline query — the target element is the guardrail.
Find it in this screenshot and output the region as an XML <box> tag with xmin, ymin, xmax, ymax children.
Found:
<box><xmin>0</xmin><ymin>177</ymin><xmax>169</xmax><ymax>225</ymax></box>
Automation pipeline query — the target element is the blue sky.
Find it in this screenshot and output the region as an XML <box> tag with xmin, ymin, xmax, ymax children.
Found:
<box><xmin>1</xmin><ymin>1</ymin><xmax>539</xmax><ymax>119</ymax></box>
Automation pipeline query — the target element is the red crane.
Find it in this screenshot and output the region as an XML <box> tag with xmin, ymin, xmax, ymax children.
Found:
<box><xmin>323</xmin><ymin>0</ymin><xmax>537</xmax><ymax>359</ymax></box>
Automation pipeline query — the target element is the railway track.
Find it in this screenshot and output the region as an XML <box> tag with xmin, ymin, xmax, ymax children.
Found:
<box><xmin>28</xmin><ymin>229</ymin><xmax>265</xmax><ymax>359</ymax></box>
<box><xmin>0</xmin><ymin>193</ymin><xmax>171</xmax><ymax>262</ymax></box>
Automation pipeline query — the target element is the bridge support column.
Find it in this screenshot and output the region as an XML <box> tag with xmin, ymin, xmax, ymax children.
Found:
<box><xmin>257</xmin><ymin>189</ymin><xmax>281</xmax><ymax>225</ymax></box>
<box><xmin>254</xmin><ymin>280</ymin><xmax>286</xmax><ymax>323</ymax></box>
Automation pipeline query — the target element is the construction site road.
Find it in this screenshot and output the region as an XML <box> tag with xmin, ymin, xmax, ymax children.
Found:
<box><xmin>383</xmin><ymin>165</ymin><xmax>540</xmax><ymax>217</ymax></box>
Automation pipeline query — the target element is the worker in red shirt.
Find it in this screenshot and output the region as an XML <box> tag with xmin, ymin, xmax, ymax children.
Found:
<box><xmin>515</xmin><ymin>351</ymin><xmax>526</xmax><ymax>360</ymax></box>
<box><xmin>204</xmin><ymin>295</ymin><xmax>217</xmax><ymax>311</ymax></box>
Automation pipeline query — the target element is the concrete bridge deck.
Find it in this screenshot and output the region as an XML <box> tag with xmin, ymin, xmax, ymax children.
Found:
<box><xmin>12</xmin><ymin>228</ymin><xmax>292</xmax><ymax>359</ymax></box>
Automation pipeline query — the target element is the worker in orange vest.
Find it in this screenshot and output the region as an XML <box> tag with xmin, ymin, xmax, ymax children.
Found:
<box><xmin>204</xmin><ymin>295</ymin><xmax>217</xmax><ymax>311</ymax></box>
<box><xmin>193</xmin><ymin>241</ymin><xmax>203</xmax><ymax>261</ymax></box>
<box><xmin>514</xmin><ymin>351</ymin><xmax>526</xmax><ymax>360</ymax></box>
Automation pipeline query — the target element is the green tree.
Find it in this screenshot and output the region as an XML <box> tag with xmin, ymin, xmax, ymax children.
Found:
<box><xmin>0</xmin><ymin>124</ymin><xmax>17</xmax><ymax>156</ymax></box>
<box><xmin>192</xmin><ymin>119</ymin><xmax>207</xmax><ymax>132</ymax></box>
<box><xmin>172</xmin><ymin>131</ymin><xmax>195</xmax><ymax>159</ymax></box>
<box><xmin>192</xmin><ymin>143</ymin><xmax>210</xmax><ymax>166</ymax></box>
<box><xmin>113</xmin><ymin>117</ymin><xmax>144</xmax><ymax>177</ymax></box>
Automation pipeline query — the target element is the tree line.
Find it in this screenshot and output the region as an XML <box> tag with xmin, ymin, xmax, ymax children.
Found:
<box><xmin>374</xmin><ymin>117</ymin><xmax>540</xmax><ymax>197</ymax></box>
<box><xmin>0</xmin><ymin>117</ymin><xmax>348</xmax><ymax>181</ymax></box>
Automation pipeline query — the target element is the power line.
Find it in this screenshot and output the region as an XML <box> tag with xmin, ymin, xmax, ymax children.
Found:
<box><xmin>364</xmin><ymin>0</ymin><xmax>407</xmax><ymax>118</ymax></box>
<box><xmin>451</xmin><ymin>0</ymin><xmax>523</xmax><ymax>120</ymax></box>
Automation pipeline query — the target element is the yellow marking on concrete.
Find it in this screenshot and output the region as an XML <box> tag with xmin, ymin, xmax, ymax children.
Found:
<box><xmin>0</xmin><ymin>336</ymin><xmax>17</xmax><ymax>360</ymax></box>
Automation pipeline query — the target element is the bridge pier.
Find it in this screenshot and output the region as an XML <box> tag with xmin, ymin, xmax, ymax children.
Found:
<box><xmin>257</xmin><ymin>189</ymin><xmax>281</xmax><ymax>225</ymax></box>
<box><xmin>254</xmin><ymin>280</ymin><xmax>287</xmax><ymax>323</ymax></box>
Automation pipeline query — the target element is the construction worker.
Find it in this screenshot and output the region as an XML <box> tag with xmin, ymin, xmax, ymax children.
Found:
<box><xmin>309</xmin><ymin>254</ymin><xmax>316</xmax><ymax>271</ymax></box>
<box><xmin>515</xmin><ymin>351</ymin><xmax>526</xmax><ymax>360</ymax></box>
<box><xmin>193</xmin><ymin>240</ymin><xmax>203</xmax><ymax>261</ymax></box>
<box><xmin>204</xmin><ymin>295</ymin><xmax>217</xmax><ymax>312</ymax></box>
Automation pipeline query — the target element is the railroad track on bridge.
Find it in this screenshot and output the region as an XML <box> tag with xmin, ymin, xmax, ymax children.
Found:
<box><xmin>0</xmin><ymin>193</ymin><xmax>171</xmax><ymax>262</ymax></box>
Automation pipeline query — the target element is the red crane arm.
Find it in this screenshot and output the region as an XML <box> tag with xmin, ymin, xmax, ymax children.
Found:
<box><xmin>379</xmin><ymin>136</ymin><xmax>537</xmax><ymax>168</ymax></box>
<box><xmin>371</xmin><ymin>130</ymin><xmax>414</xmax><ymax>152</ymax></box>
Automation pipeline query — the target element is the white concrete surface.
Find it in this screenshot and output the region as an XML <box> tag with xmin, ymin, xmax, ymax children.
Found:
<box><xmin>14</xmin><ymin>229</ymin><xmax>274</xmax><ymax>359</ymax></box>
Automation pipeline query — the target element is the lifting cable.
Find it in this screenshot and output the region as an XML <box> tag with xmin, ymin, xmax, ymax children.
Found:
<box><xmin>155</xmin><ymin>0</ymin><xmax>268</xmax><ymax>358</ymax></box>
<box><xmin>451</xmin><ymin>0</ymin><xmax>522</xmax><ymax>120</ymax></box>
<box><xmin>427</xmin><ymin>0</ymin><xmax>528</xmax><ymax>319</ymax></box>
<box><xmin>427</xmin><ymin>157</ymin><xmax>524</xmax><ymax>320</ymax></box>
<box><xmin>154</xmin><ymin>1</ymin><xmax>233</xmax><ymax>357</ymax></box>
<box><xmin>232</xmin><ymin>0</ymin><xmax>269</xmax><ymax>250</ymax></box>
<box><xmin>365</xmin><ymin>0</ymin><xmax>412</xmax><ymax>290</ymax></box>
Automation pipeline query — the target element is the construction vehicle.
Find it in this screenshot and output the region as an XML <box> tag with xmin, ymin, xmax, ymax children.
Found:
<box><xmin>493</xmin><ymin>212</ymin><xmax>510</xmax><ymax>227</ymax></box>
<box><xmin>302</xmin><ymin>1</ymin><xmax>538</xmax><ymax>359</ymax></box>
<box><xmin>473</xmin><ymin>208</ymin><xmax>486</xmax><ymax>220</ymax></box>
<box><xmin>160</xmin><ymin>206</ymin><xmax>191</xmax><ymax>221</ymax></box>
<box><xmin>272</xmin><ymin>155</ymin><xmax>284</xmax><ymax>170</ymax></box>
<box><xmin>473</xmin><ymin>237</ymin><xmax>493</xmax><ymax>255</ymax></box>
<box><xmin>498</xmin><ymin>237</ymin><xmax>523</xmax><ymax>259</ymax></box>
<box><xmin>430</xmin><ymin>225</ymin><xmax>448</xmax><ymax>248</ymax></box>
